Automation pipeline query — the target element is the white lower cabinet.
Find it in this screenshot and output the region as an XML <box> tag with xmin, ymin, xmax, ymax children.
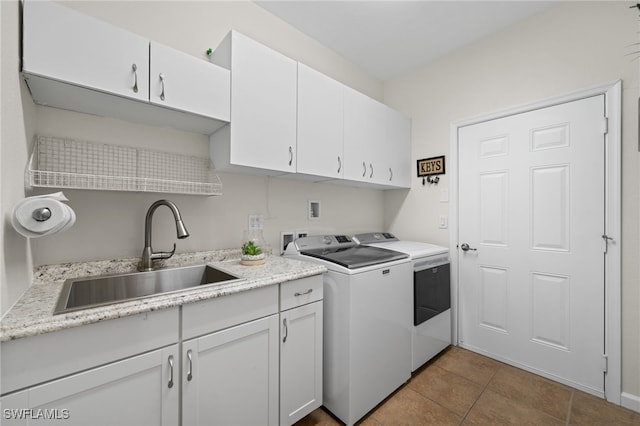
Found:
<box><xmin>1</xmin><ymin>345</ymin><xmax>179</xmax><ymax>426</ymax></box>
<box><xmin>280</xmin><ymin>301</ymin><xmax>323</xmax><ymax>425</ymax></box>
<box><xmin>279</xmin><ymin>275</ymin><xmax>324</xmax><ymax>425</ymax></box>
<box><xmin>0</xmin><ymin>275</ymin><xmax>324</xmax><ymax>426</ymax></box>
<box><xmin>182</xmin><ymin>314</ymin><xmax>280</xmax><ymax>426</ymax></box>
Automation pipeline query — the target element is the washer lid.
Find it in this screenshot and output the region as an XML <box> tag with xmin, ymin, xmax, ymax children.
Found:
<box><xmin>300</xmin><ymin>245</ymin><xmax>408</xmax><ymax>269</ymax></box>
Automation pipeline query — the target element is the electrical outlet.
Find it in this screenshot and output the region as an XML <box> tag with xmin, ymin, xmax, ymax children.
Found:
<box><xmin>248</xmin><ymin>214</ymin><xmax>264</xmax><ymax>230</ymax></box>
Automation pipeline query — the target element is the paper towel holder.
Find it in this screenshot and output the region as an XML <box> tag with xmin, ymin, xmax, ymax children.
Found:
<box><xmin>32</xmin><ymin>207</ymin><xmax>52</xmax><ymax>222</ymax></box>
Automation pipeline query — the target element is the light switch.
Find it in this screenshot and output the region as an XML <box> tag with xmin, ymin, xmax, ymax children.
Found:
<box><xmin>439</xmin><ymin>215</ymin><xmax>448</xmax><ymax>229</ymax></box>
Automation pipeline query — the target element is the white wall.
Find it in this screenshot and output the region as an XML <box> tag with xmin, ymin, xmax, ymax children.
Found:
<box><xmin>1</xmin><ymin>0</ymin><xmax>37</xmax><ymax>315</ymax></box>
<box><xmin>383</xmin><ymin>1</ymin><xmax>640</xmax><ymax>406</ymax></box>
<box><xmin>0</xmin><ymin>0</ymin><xmax>386</xmax><ymax>314</ymax></box>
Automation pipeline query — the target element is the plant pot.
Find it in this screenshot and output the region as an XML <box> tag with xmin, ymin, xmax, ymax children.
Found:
<box><xmin>240</xmin><ymin>253</ymin><xmax>266</xmax><ymax>266</ymax></box>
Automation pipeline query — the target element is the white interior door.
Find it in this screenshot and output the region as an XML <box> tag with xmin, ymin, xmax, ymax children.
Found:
<box><xmin>458</xmin><ymin>95</ymin><xmax>607</xmax><ymax>396</ymax></box>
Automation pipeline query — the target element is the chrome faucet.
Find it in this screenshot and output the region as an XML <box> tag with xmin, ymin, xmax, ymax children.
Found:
<box><xmin>140</xmin><ymin>200</ymin><xmax>189</xmax><ymax>271</ymax></box>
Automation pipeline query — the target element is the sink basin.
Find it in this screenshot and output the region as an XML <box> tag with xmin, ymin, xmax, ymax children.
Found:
<box><xmin>54</xmin><ymin>265</ymin><xmax>242</xmax><ymax>315</ymax></box>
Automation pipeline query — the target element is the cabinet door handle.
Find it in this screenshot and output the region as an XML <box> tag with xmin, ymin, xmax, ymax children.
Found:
<box><xmin>337</xmin><ymin>156</ymin><xmax>342</xmax><ymax>174</ymax></box>
<box><xmin>186</xmin><ymin>349</ymin><xmax>193</xmax><ymax>381</ymax></box>
<box><xmin>282</xmin><ymin>318</ymin><xmax>288</xmax><ymax>343</ymax></box>
<box><xmin>389</xmin><ymin>167</ymin><xmax>393</xmax><ymax>181</ymax></box>
<box><xmin>159</xmin><ymin>73</ymin><xmax>166</xmax><ymax>101</ymax></box>
<box><xmin>288</xmin><ymin>146</ymin><xmax>293</xmax><ymax>166</ymax></box>
<box><xmin>369</xmin><ymin>163</ymin><xmax>374</xmax><ymax>178</ymax></box>
<box><xmin>131</xmin><ymin>64</ymin><xmax>139</xmax><ymax>93</ymax></box>
<box><xmin>167</xmin><ymin>355</ymin><xmax>174</xmax><ymax>389</ymax></box>
<box><xmin>294</xmin><ymin>288</ymin><xmax>313</xmax><ymax>296</ymax></box>
<box><xmin>362</xmin><ymin>161</ymin><xmax>366</xmax><ymax>177</ymax></box>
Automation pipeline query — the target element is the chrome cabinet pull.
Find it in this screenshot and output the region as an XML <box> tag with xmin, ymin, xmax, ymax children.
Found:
<box><xmin>282</xmin><ymin>318</ymin><xmax>288</xmax><ymax>343</ymax></box>
<box><xmin>159</xmin><ymin>73</ymin><xmax>165</xmax><ymax>101</ymax></box>
<box><xmin>362</xmin><ymin>161</ymin><xmax>366</xmax><ymax>177</ymax></box>
<box><xmin>186</xmin><ymin>349</ymin><xmax>193</xmax><ymax>381</ymax></box>
<box><xmin>167</xmin><ymin>355</ymin><xmax>174</xmax><ymax>388</ymax></box>
<box><xmin>289</xmin><ymin>146</ymin><xmax>293</xmax><ymax>166</ymax></box>
<box><xmin>294</xmin><ymin>288</ymin><xmax>313</xmax><ymax>297</ymax></box>
<box><xmin>389</xmin><ymin>167</ymin><xmax>393</xmax><ymax>181</ymax></box>
<box><xmin>337</xmin><ymin>156</ymin><xmax>342</xmax><ymax>174</ymax></box>
<box><xmin>132</xmin><ymin>64</ymin><xmax>138</xmax><ymax>93</ymax></box>
<box><xmin>369</xmin><ymin>163</ymin><xmax>374</xmax><ymax>178</ymax></box>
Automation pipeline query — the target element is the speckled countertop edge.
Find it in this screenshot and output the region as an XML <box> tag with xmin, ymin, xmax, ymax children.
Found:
<box><xmin>0</xmin><ymin>250</ymin><xmax>326</xmax><ymax>342</ymax></box>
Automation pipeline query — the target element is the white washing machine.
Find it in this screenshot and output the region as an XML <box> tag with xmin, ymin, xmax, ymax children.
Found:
<box><xmin>354</xmin><ymin>232</ymin><xmax>451</xmax><ymax>371</ymax></box>
<box><xmin>284</xmin><ymin>235</ymin><xmax>412</xmax><ymax>426</ymax></box>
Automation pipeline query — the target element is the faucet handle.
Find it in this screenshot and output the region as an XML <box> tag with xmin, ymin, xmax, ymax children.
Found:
<box><xmin>150</xmin><ymin>243</ymin><xmax>177</xmax><ymax>261</ymax></box>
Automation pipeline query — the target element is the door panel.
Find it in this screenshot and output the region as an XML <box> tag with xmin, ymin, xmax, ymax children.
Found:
<box><xmin>479</xmin><ymin>172</ymin><xmax>508</xmax><ymax>246</ymax></box>
<box><xmin>458</xmin><ymin>95</ymin><xmax>606</xmax><ymax>396</ymax></box>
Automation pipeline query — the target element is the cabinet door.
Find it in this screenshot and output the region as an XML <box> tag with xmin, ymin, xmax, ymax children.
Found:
<box><xmin>182</xmin><ymin>315</ymin><xmax>279</xmax><ymax>426</ymax></box>
<box><xmin>280</xmin><ymin>301</ymin><xmax>323</xmax><ymax>425</ymax></box>
<box><xmin>297</xmin><ymin>63</ymin><xmax>344</xmax><ymax>179</ymax></box>
<box><xmin>343</xmin><ymin>86</ymin><xmax>377</xmax><ymax>183</ymax></box>
<box><xmin>0</xmin><ymin>345</ymin><xmax>179</xmax><ymax>426</ymax></box>
<box><xmin>369</xmin><ymin>100</ymin><xmax>391</xmax><ymax>186</ymax></box>
<box><xmin>149</xmin><ymin>41</ymin><xmax>230</xmax><ymax>121</ymax></box>
<box><xmin>228</xmin><ymin>32</ymin><xmax>298</xmax><ymax>172</ymax></box>
<box><xmin>22</xmin><ymin>0</ymin><xmax>149</xmax><ymax>102</ymax></box>
<box><xmin>381</xmin><ymin>106</ymin><xmax>412</xmax><ymax>188</ymax></box>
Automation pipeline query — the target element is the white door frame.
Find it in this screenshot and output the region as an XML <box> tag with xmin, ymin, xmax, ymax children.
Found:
<box><xmin>449</xmin><ymin>81</ymin><xmax>621</xmax><ymax>404</ymax></box>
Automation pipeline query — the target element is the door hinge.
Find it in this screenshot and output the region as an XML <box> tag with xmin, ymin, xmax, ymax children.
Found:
<box><xmin>602</xmin><ymin>353</ymin><xmax>608</xmax><ymax>374</ymax></box>
<box><xmin>601</xmin><ymin>117</ymin><xmax>609</xmax><ymax>135</ymax></box>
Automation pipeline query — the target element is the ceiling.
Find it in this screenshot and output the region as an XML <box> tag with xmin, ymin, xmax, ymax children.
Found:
<box><xmin>255</xmin><ymin>1</ymin><xmax>556</xmax><ymax>81</ymax></box>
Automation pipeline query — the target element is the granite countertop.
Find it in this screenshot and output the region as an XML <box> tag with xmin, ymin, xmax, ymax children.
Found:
<box><xmin>0</xmin><ymin>250</ymin><xmax>326</xmax><ymax>342</ymax></box>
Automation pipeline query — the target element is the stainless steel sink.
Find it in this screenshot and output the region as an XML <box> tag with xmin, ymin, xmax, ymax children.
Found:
<box><xmin>54</xmin><ymin>265</ymin><xmax>242</xmax><ymax>315</ymax></box>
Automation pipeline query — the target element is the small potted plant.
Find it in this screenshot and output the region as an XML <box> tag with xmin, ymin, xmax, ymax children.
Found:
<box><xmin>241</xmin><ymin>239</ymin><xmax>266</xmax><ymax>266</ymax></box>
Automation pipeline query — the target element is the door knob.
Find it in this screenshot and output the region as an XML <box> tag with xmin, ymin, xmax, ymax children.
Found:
<box><xmin>461</xmin><ymin>243</ymin><xmax>477</xmax><ymax>252</ymax></box>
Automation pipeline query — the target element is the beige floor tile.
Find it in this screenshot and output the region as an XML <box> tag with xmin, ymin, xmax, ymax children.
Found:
<box><xmin>294</xmin><ymin>407</ymin><xmax>342</xmax><ymax>426</ymax></box>
<box><xmin>295</xmin><ymin>347</ymin><xmax>640</xmax><ymax>426</ymax></box>
<box><xmin>430</xmin><ymin>346</ymin><xmax>502</xmax><ymax>387</ymax></box>
<box><xmin>569</xmin><ymin>390</ymin><xmax>640</xmax><ymax>425</ymax></box>
<box><xmin>369</xmin><ymin>386</ymin><xmax>461</xmax><ymax>426</ymax></box>
<box><xmin>465</xmin><ymin>389</ymin><xmax>565</xmax><ymax>426</ymax></box>
<box><xmin>357</xmin><ymin>414</ymin><xmax>384</xmax><ymax>426</ymax></box>
<box><xmin>408</xmin><ymin>364</ymin><xmax>484</xmax><ymax>416</ymax></box>
<box><xmin>487</xmin><ymin>364</ymin><xmax>571</xmax><ymax>421</ymax></box>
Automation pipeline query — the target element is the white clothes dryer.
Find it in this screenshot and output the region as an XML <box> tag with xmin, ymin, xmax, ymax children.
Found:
<box><xmin>354</xmin><ymin>232</ymin><xmax>451</xmax><ymax>372</ymax></box>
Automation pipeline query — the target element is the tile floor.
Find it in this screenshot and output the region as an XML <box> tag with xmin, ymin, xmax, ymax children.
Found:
<box><xmin>295</xmin><ymin>345</ymin><xmax>640</xmax><ymax>426</ymax></box>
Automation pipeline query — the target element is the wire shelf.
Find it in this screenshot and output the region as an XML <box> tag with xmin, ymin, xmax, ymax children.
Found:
<box><xmin>27</xmin><ymin>135</ymin><xmax>223</xmax><ymax>196</ymax></box>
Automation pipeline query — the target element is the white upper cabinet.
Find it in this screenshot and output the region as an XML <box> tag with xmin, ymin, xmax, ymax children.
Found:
<box><xmin>343</xmin><ymin>86</ymin><xmax>378</xmax><ymax>184</ymax></box>
<box><xmin>384</xmin><ymin>106</ymin><xmax>412</xmax><ymax>188</ymax></box>
<box><xmin>22</xmin><ymin>0</ymin><xmax>150</xmax><ymax>102</ymax></box>
<box><xmin>210</xmin><ymin>31</ymin><xmax>298</xmax><ymax>174</ymax></box>
<box><xmin>297</xmin><ymin>63</ymin><xmax>344</xmax><ymax>180</ymax></box>
<box><xmin>149</xmin><ymin>42</ymin><xmax>230</xmax><ymax>121</ymax></box>
<box><xmin>343</xmin><ymin>86</ymin><xmax>411</xmax><ymax>189</ymax></box>
<box><xmin>22</xmin><ymin>0</ymin><xmax>230</xmax><ymax>135</ymax></box>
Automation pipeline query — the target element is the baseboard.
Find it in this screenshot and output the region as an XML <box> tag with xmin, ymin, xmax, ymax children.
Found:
<box><xmin>621</xmin><ymin>392</ymin><xmax>640</xmax><ymax>413</ymax></box>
